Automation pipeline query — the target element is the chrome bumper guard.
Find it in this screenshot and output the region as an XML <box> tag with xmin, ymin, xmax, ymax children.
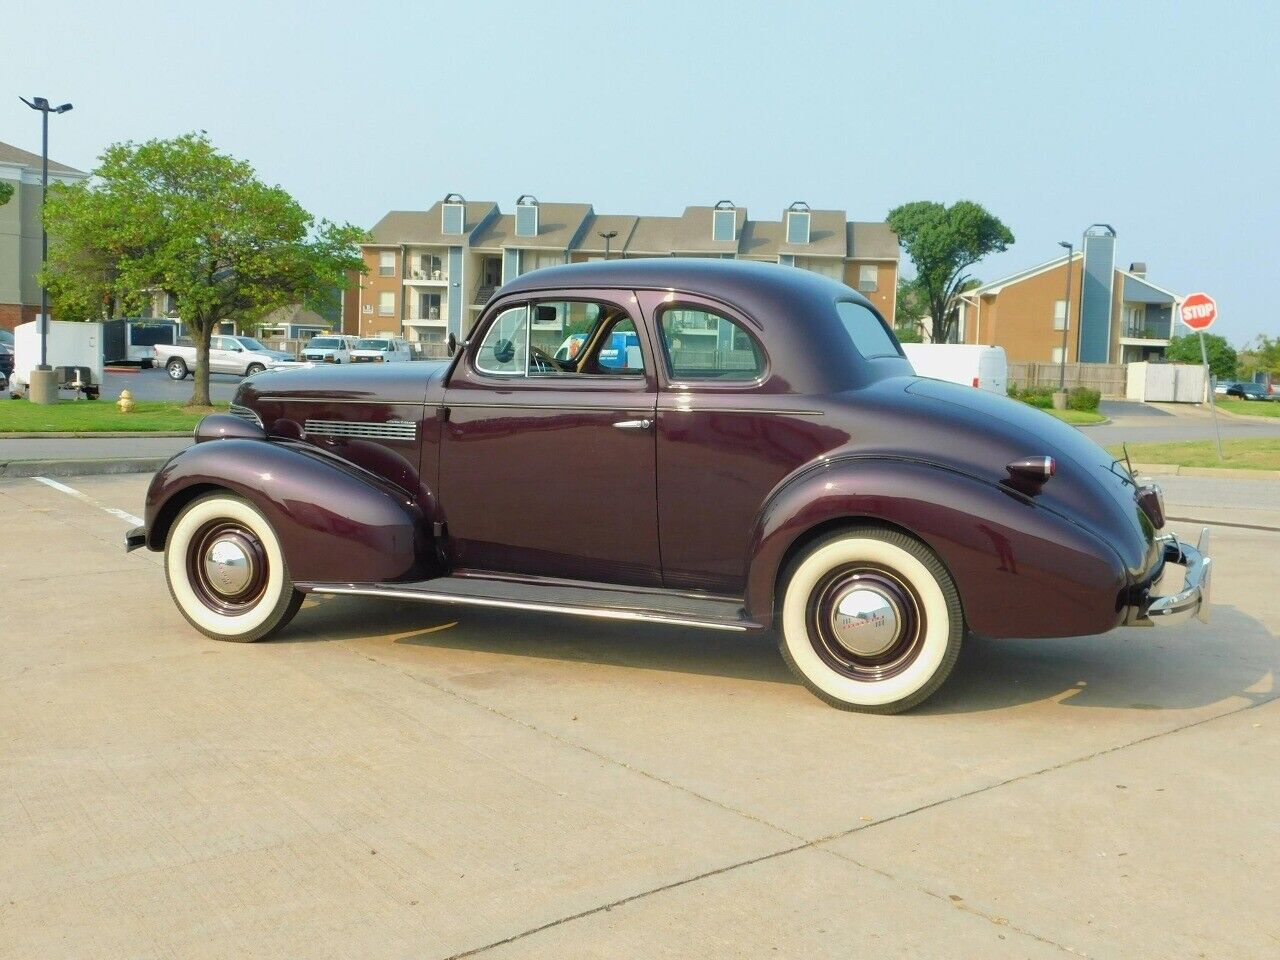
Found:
<box><xmin>1128</xmin><ymin>528</ymin><xmax>1211</xmax><ymax>627</ymax></box>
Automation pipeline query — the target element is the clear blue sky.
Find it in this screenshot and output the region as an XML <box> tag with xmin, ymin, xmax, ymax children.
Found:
<box><xmin>4</xmin><ymin>0</ymin><xmax>1277</xmax><ymax>344</ymax></box>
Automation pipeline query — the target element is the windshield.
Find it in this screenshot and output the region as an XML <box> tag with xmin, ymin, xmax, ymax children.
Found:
<box><xmin>308</xmin><ymin>338</ymin><xmax>342</xmax><ymax>348</ymax></box>
<box><xmin>236</xmin><ymin>337</ymin><xmax>268</xmax><ymax>351</ymax></box>
<box><xmin>355</xmin><ymin>339</ymin><xmax>389</xmax><ymax>350</ymax></box>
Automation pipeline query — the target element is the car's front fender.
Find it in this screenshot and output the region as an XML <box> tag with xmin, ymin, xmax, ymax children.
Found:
<box><xmin>743</xmin><ymin>457</ymin><xmax>1129</xmax><ymax>639</ymax></box>
<box><xmin>143</xmin><ymin>437</ymin><xmax>429</xmax><ymax>584</ymax></box>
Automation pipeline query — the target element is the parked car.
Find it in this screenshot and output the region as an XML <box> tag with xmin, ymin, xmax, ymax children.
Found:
<box><xmin>0</xmin><ymin>340</ymin><xmax>13</xmax><ymax>383</ymax></box>
<box><xmin>900</xmin><ymin>343</ymin><xmax>1008</xmax><ymax>395</ymax></box>
<box><xmin>1224</xmin><ymin>381</ymin><xmax>1271</xmax><ymax>401</ymax></box>
<box><xmin>1213</xmin><ymin>380</ymin><xmax>1234</xmax><ymax>395</ymax></box>
<box><xmin>127</xmin><ymin>259</ymin><xmax>1210</xmax><ymax>714</ymax></box>
<box><xmin>350</xmin><ymin>336</ymin><xmax>412</xmax><ymax>363</ymax></box>
<box><xmin>300</xmin><ymin>335</ymin><xmax>360</xmax><ymax>364</ymax></box>
<box><xmin>154</xmin><ymin>335</ymin><xmax>293</xmax><ymax>380</ymax></box>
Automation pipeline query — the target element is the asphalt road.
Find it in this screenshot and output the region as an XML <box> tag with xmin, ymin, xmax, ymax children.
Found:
<box><xmin>102</xmin><ymin>365</ymin><xmax>242</xmax><ymax>402</ymax></box>
<box><xmin>1088</xmin><ymin>402</ymin><xmax>1280</xmax><ymax>446</ymax></box>
<box><xmin>2</xmin><ymin>473</ymin><xmax>1277</xmax><ymax>958</ymax></box>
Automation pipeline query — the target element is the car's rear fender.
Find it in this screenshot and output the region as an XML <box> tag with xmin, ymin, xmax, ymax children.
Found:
<box><xmin>143</xmin><ymin>436</ymin><xmax>433</xmax><ymax>583</ymax></box>
<box><xmin>743</xmin><ymin>457</ymin><xmax>1128</xmax><ymax>639</ymax></box>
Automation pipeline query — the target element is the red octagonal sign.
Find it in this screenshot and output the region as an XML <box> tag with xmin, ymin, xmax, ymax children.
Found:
<box><xmin>1180</xmin><ymin>292</ymin><xmax>1217</xmax><ymax>331</ymax></box>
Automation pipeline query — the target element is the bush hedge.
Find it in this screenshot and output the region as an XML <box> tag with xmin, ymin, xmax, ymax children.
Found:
<box><xmin>1006</xmin><ymin>384</ymin><xmax>1102</xmax><ymax>412</ymax></box>
<box><xmin>1067</xmin><ymin>387</ymin><xmax>1101</xmax><ymax>411</ymax></box>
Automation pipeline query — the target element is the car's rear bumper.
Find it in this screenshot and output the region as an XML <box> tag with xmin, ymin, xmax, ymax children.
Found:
<box><xmin>1125</xmin><ymin>528</ymin><xmax>1211</xmax><ymax>627</ymax></box>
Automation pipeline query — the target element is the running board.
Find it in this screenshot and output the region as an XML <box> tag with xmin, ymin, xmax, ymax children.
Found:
<box><xmin>300</xmin><ymin>576</ymin><xmax>760</xmax><ymax>632</ymax></box>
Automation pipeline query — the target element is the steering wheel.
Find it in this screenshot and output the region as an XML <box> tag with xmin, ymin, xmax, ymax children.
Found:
<box><xmin>530</xmin><ymin>346</ymin><xmax>568</xmax><ymax>374</ymax></box>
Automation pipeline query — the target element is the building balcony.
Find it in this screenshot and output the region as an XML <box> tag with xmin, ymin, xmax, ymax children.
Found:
<box><xmin>404</xmin><ymin>271</ymin><xmax>448</xmax><ymax>287</ymax></box>
<box><xmin>1119</xmin><ymin>322</ymin><xmax>1171</xmax><ymax>347</ymax></box>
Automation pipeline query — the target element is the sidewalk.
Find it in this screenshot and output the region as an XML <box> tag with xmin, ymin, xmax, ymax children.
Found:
<box><xmin>0</xmin><ymin>435</ymin><xmax>190</xmax><ymax>477</ymax></box>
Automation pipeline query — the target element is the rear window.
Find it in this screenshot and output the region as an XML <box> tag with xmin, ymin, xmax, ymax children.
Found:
<box><xmin>835</xmin><ymin>301</ymin><xmax>900</xmax><ymax>360</ymax></box>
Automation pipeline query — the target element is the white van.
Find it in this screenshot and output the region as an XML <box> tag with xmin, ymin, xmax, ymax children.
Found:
<box><xmin>901</xmin><ymin>343</ymin><xmax>1008</xmax><ymax>395</ymax></box>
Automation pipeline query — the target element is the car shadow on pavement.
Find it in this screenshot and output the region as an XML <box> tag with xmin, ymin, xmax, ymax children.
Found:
<box><xmin>280</xmin><ymin>595</ymin><xmax>1276</xmax><ymax>715</ymax></box>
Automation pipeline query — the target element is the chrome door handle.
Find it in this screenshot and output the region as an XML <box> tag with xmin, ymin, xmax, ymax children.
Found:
<box><xmin>613</xmin><ymin>419</ymin><xmax>652</xmax><ymax>430</ymax></box>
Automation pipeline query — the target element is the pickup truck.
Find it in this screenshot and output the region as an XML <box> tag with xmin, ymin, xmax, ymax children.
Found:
<box><xmin>155</xmin><ymin>335</ymin><xmax>294</xmax><ymax>380</ymax></box>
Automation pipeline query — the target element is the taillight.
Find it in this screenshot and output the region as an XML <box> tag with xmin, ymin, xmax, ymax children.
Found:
<box><xmin>972</xmin><ymin>377</ymin><xmax>980</xmax><ymax>387</ymax></box>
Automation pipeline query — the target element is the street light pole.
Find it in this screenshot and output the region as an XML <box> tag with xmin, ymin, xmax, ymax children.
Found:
<box><xmin>1057</xmin><ymin>240</ymin><xmax>1074</xmax><ymax>392</ymax></box>
<box><xmin>598</xmin><ymin>230</ymin><xmax>617</xmax><ymax>261</ymax></box>
<box><xmin>19</xmin><ymin>96</ymin><xmax>73</xmax><ymax>377</ymax></box>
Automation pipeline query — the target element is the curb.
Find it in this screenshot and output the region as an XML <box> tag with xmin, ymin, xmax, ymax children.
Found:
<box><xmin>1131</xmin><ymin>462</ymin><xmax>1280</xmax><ymax>480</ymax></box>
<box><xmin>0</xmin><ymin>457</ymin><xmax>167</xmax><ymax>479</ymax></box>
<box><xmin>0</xmin><ymin>431</ymin><xmax>191</xmax><ymax>439</ymax></box>
<box><xmin>1072</xmin><ymin>417</ymin><xmax>1112</xmax><ymax>428</ymax></box>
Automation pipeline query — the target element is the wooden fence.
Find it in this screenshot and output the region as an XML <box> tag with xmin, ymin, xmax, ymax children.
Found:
<box><xmin>1008</xmin><ymin>362</ymin><xmax>1128</xmax><ymax>397</ymax></box>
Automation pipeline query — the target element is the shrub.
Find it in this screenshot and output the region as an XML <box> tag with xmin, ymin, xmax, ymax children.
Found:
<box><xmin>1016</xmin><ymin>385</ymin><xmax>1055</xmax><ymax>408</ymax></box>
<box><xmin>1067</xmin><ymin>387</ymin><xmax>1101</xmax><ymax>411</ymax></box>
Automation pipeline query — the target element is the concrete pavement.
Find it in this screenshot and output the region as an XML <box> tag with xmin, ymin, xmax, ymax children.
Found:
<box><xmin>1</xmin><ymin>473</ymin><xmax>1277</xmax><ymax>958</ymax></box>
<box><xmin>1089</xmin><ymin>399</ymin><xmax>1280</xmax><ymax>446</ymax></box>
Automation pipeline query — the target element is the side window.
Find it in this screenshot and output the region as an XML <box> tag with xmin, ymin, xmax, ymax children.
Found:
<box><xmin>475</xmin><ymin>306</ymin><xmax>529</xmax><ymax>375</ymax></box>
<box><xmin>658</xmin><ymin>307</ymin><xmax>764</xmax><ymax>381</ymax></box>
<box><xmin>835</xmin><ymin>301</ymin><xmax>900</xmax><ymax>359</ymax></box>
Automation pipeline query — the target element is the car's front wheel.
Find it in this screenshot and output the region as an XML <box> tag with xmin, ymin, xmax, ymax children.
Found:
<box><xmin>166</xmin><ymin>358</ymin><xmax>188</xmax><ymax>380</ymax></box>
<box><xmin>778</xmin><ymin>526</ymin><xmax>963</xmax><ymax>713</ymax></box>
<box><xmin>164</xmin><ymin>493</ymin><xmax>303</xmax><ymax>642</ymax></box>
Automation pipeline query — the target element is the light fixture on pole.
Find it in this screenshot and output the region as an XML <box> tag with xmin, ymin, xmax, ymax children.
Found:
<box><xmin>19</xmin><ymin>96</ymin><xmax>73</xmax><ymax>388</ymax></box>
<box><xmin>1057</xmin><ymin>240</ymin><xmax>1073</xmax><ymax>393</ymax></box>
<box><xmin>598</xmin><ymin>230</ymin><xmax>618</xmax><ymax>261</ymax></box>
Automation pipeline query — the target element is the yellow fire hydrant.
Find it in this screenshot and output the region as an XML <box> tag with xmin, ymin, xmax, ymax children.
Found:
<box><xmin>117</xmin><ymin>389</ymin><xmax>135</xmax><ymax>414</ymax></box>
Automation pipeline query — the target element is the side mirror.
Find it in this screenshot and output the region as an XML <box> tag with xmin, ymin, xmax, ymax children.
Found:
<box><xmin>534</xmin><ymin>304</ymin><xmax>559</xmax><ymax>324</ymax></box>
<box><xmin>447</xmin><ymin>332</ymin><xmax>458</xmax><ymax>355</ymax></box>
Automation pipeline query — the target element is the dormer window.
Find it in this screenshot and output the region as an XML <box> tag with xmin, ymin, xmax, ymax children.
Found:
<box><xmin>515</xmin><ymin>195</ymin><xmax>539</xmax><ymax>238</ymax></box>
<box><xmin>786</xmin><ymin>201</ymin><xmax>810</xmax><ymax>245</ymax></box>
<box><xmin>442</xmin><ymin>193</ymin><xmax>465</xmax><ymax>235</ymax></box>
<box><xmin>712</xmin><ymin>200</ymin><xmax>737</xmax><ymax>243</ymax></box>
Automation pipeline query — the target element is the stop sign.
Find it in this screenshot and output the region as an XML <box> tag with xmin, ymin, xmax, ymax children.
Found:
<box><xmin>1180</xmin><ymin>292</ymin><xmax>1217</xmax><ymax>331</ymax></box>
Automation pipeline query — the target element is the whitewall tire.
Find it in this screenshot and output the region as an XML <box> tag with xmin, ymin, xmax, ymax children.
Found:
<box><xmin>778</xmin><ymin>526</ymin><xmax>963</xmax><ymax>713</ymax></box>
<box><xmin>165</xmin><ymin>493</ymin><xmax>303</xmax><ymax>642</ymax></box>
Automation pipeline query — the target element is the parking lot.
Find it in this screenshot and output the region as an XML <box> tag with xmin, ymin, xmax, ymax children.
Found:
<box><xmin>2</xmin><ymin>472</ymin><xmax>1277</xmax><ymax>958</ymax></box>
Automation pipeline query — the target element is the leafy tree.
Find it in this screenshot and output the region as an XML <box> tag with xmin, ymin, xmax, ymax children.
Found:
<box><xmin>887</xmin><ymin>201</ymin><xmax>1013</xmax><ymax>344</ymax></box>
<box><xmin>1239</xmin><ymin>334</ymin><xmax>1280</xmax><ymax>379</ymax></box>
<box><xmin>0</xmin><ymin>181</ymin><xmax>12</xmax><ymax>207</ymax></box>
<box><xmin>893</xmin><ymin>276</ymin><xmax>927</xmax><ymax>341</ymax></box>
<box><xmin>42</xmin><ymin>133</ymin><xmax>365</xmax><ymax>405</ymax></box>
<box><xmin>1165</xmin><ymin>333</ymin><xmax>1237</xmax><ymax>380</ymax></box>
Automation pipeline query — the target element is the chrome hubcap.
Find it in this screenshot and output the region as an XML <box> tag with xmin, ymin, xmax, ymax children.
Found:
<box><xmin>829</xmin><ymin>586</ymin><xmax>902</xmax><ymax>657</ymax></box>
<box><xmin>202</xmin><ymin>536</ymin><xmax>255</xmax><ymax>597</ymax></box>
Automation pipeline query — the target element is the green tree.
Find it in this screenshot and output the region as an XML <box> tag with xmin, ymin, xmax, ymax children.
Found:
<box><xmin>42</xmin><ymin>133</ymin><xmax>366</xmax><ymax>405</ymax></box>
<box><xmin>887</xmin><ymin>201</ymin><xmax>1013</xmax><ymax>344</ymax></box>
<box><xmin>1165</xmin><ymin>333</ymin><xmax>1237</xmax><ymax>381</ymax></box>
<box><xmin>1240</xmin><ymin>334</ymin><xmax>1280</xmax><ymax>379</ymax></box>
<box><xmin>0</xmin><ymin>181</ymin><xmax>13</xmax><ymax>207</ymax></box>
<box><xmin>893</xmin><ymin>276</ymin><xmax>927</xmax><ymax>341</ymax></box>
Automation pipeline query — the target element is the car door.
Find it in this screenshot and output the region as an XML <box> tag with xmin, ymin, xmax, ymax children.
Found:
<box><xmin>439</xmin><ymin>290</ymin><xmax>661</xmax><ymax>586</ymax></box>
<box><xmin>209</xmin><ymin>336</ymin><xmax>236</xmax><ymax>373</ymax></box>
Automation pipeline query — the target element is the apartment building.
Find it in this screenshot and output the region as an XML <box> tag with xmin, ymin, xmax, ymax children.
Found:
<box><xmin>357</xmin><ymin>196</ymin><xmax>899</xmax><ymax>350</ymax></box>
<box><xmin>0</xmin><ymin>140</ymin><xmax>89</xmax><ymax>331</ymax></box>
<box><xmin>955</xmin><ymin>226</ymin><xmax>1183</xmax><ymax>364</ymax></box>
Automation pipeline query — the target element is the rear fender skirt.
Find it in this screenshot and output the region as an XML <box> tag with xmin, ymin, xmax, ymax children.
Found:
<box><xmin>143</xmin><ymin>439</ymin><xmax>429</xmax><ymax>583</ymax></box>
<box><xmin>744</xmin><ymin>459</ymin><xmax>1128</xmax><ymax>639</ymax></box>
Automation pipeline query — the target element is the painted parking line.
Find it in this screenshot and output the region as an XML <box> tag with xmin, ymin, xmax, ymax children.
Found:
<box><xmin>31</xmin><ymin>476</ymin><xmax>144</xmax><ymax>526</ymax></box>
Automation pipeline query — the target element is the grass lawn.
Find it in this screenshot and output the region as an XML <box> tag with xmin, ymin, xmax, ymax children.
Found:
<box><xmin>1106</xmin><ymin>439</ymin><xmax>1280</xmax><ymax>472</ymax></box>
<box><xmin>1215</xmin><ymin>396</ymin><xmax>1280</xmax><ymax>418</ymax></box>
<box><xmin>0</xmin><ymin>399</ymin><xmax>226</xmax><ymax>433</ymax></box>
<box><xmin>1042</xmin><ymin>408</ymin><xmax>1107</xmax><ymax>425</ymax></box>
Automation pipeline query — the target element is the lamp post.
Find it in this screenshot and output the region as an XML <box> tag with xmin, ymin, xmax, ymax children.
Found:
<box><xmin>19</xmin><ymin>96</ymin><xmax>73</xmax><ymax>404</ymax></box>
<box><xmin>1056</xmin><ymin>240</ymin><xmax>1074</xmax><ymax>401</ymax></box>
<box><xmin>598</xmin><ymin>230</ymin><xmax>617</xmax><ymax>261</ymax></box>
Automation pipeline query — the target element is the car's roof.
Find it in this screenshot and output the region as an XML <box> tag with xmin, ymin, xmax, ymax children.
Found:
<box><xmin>497</xmin><ymin>257</ymin><xmax>908</xmax><ymax>395</ymax></box>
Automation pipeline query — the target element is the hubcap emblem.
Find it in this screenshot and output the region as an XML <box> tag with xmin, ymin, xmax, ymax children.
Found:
<box><xmin>830</xmin><ymin>587</ymin><xmax>902</xmax><ymax>658</ymax></box>
<box><xmin>203</xmin><ymin>537</ymin><xmax>254</xmax><ymax>597</ymax></box>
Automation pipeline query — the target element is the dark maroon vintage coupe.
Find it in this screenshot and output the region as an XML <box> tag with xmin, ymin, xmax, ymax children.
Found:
<box><xmin>127</xmin><ymin>259</ymin><xmax>1210</xmax><ymax>712</ymax></box>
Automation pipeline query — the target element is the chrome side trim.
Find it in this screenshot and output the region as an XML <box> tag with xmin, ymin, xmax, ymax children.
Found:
<box><xmin>228</xmin><ymin>402</ymin><xmax>263</xmax><ymax>427</ymax></box>
<box><xmin>658</xmin><ymin>406</ymin><xmax>824</xmax><ymax>417</ymax></box>
<box><xmin>1130</xmin><ymin>528</ymin><xmax>1211</xmax><ymax>627</ymax></box>
<box><xmin>304</xmin><ymin>419</ymin><xmax>417</xmax><ymax>441</ymax></box>
<box><xmin>258</xmin><ymin>396</ymin><xmax>438</xmax><ymax>406</ymax></box>
<box><xmin>306</xmin><ymin>584</ymin><xmax>751</xmax><ymax>632</ymax></box>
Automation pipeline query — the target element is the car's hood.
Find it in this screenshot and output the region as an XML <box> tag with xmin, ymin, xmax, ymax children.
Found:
<box><xmin>238</xmin><ymin>359</ymin><xmax>448</xmax><ymax>404</ymax></box>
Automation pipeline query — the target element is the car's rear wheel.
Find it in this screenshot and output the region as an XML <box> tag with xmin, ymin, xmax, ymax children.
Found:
<box><xmin>164</xmin><ymin>493</ymin><xmax>303</xmax><ymax>642</ymax></box>
<box><xmin>778</xmin><ymin>526</ymin><xmax>963</xmax><ymax>713</ymax></box>
<box><xmin>166</xmin><ymin>358</ymin><xmax>188</xmax><ymax>380</ymax></box>
<box><xmin>245</xmin><ymin>362</ymin><xmax>266</xmax><ymax>376</ymax></box>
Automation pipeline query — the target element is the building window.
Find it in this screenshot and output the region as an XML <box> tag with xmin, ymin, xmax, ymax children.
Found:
<box><xmin>379</xmin><ymin>251</ymin><xmax>395</xmax><ymax>277</ymax></box>
<box><xmin>1051</xmin><ymin>346</ymin><xmax>1065</xmax><ymax>364</ymax></box>
<box><xmin>515</xmin><ymin>196</ymin><xmax>539</xmax><ymax>237</ymax></box>
<box><xmin>1053</xmin><ymin>299</ymin><xmax>1069</xmax><ymax>331</ymax></box>
<box><xmin>442</xmin><ymin>199</ymin><xmax>465</xmax><ymax>235</ymax></box>
<box><xmin>786</xmin><ymin>209</ymin><xmax>810</xmax><ymax>245</ymax></box>
<box><xmin>712</xmin><ymin>206</ymin><xmax>736</xmax><ymax>243</ymax></box>
<box><xmin>858</xmin><ymin>264</ymin><xmax>878</xmax><ymax>292</ymax></box>
<box><xmin>379</xmin><ymin>291</ymin><xmax>395</xmax><ymax>316</ymax></box>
